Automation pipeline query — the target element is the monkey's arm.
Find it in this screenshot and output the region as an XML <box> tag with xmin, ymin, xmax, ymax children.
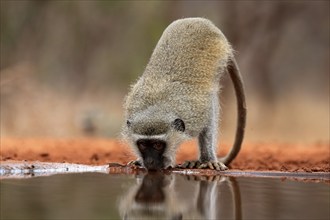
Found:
<box><xmin>178</xmin><ymin>57</ymin><xmax>246</xmax><ymax>170</ymax></box>
<box><xmin>127</xmin><ymin>159</ymin><xmax>143</xmax><ymax>167</ymax></box>
<box><xmin>177</xmin><ymin>92</ymin><xmax>228</xmax><ymax>171</ymax></box>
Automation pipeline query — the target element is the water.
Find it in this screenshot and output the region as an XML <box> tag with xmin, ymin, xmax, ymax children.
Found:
<box><xmin>1</xmin><ymin>173</ymin><xmax>329</xmax><ymax>220</ymax></box>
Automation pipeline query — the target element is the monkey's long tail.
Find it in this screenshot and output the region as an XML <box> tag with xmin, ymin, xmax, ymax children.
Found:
<box><xmin>220</xmin><ymin>57</ymin><xmax>247</xmax><ymax>166</ymax></box>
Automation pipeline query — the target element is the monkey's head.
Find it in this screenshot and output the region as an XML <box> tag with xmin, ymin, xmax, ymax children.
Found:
<box><xmin>123</xmin><ymin>111</ymin><xmax>187</xmax><ymax>170</ymax></box>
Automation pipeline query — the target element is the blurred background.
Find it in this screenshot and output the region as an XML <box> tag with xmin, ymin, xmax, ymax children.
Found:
<box><xmin>1</xmin><ymin>1</ymin><xmax>329</xmax><ymax>143</ymax></box>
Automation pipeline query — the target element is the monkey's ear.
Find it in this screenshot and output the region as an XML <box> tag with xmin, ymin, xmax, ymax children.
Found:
<box><xmin>127</xmin><ymin>120</ymin><xmax>131</xmax><ymax>127</ymax></box>
<box><xmin>172</xmin><ymin>118</ymin><xmax>185</xmax><ymax>132</ymax></box>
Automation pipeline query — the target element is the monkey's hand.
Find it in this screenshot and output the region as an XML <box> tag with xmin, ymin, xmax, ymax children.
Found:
<box><xmin>177</xmin><ymin>160</ymin><xmax>228</xmax><ymax>171</ymax></box>
<box><xmin>127</xmin><ymin>160</ymin><xmax>143</xmax><ymax>168</ymax></box>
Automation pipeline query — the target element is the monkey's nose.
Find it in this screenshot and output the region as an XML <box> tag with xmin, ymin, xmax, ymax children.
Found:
<box><xmin>145</xmin><ymin>158</ymin><xmax>155</xmax><ymax>165</ymax></box>
<box><xmin>144</xmin><ymin>158</ymin><xmax>162</xmax><ymax>170</ymax></box>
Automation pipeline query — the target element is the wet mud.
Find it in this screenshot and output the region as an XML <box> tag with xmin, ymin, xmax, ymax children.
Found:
<box><xmin>1</xmin><ymin>161</ymin><xmax>329</xmax><ymax>183</ymax></box>
<box><xmin>1</xmin><ymin>138</ymin><xmax>329</xmax><ymax>173</ymax></box>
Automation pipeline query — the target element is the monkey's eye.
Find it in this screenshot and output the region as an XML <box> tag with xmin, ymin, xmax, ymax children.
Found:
<box><xmin>127</xmin><ymin>120</ymin><xmax>131</xmax><ymax>127</ymax></box>
<box><xmin>138</xmin><ymin>143</ymin><xmax>146</xmax><ymax>151</ymax></box>
<box><xmin>153</xmin><ymin>142</ymin><xmax>164</xmax><ymax>151</ymax></box>
<box><xmin>137</xmin><ymin>140</ymin><xmax>147</xmax><ymax>151</ymax></box>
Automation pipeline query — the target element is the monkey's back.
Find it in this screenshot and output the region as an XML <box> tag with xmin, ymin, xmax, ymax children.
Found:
<box><xmin>126</xmin><ymin>18</ymin><xmax>232</xmax><ymax>136</ymax></box>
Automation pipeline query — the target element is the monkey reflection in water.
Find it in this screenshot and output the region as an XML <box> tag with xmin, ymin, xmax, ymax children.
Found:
<box><xmin>119</xmin><ymin>173</ymin><xmax>241</xmax><ymax>220</ymax></box>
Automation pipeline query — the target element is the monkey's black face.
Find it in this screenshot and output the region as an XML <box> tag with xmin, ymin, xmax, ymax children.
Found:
<box><xmin>136</xmin><ymin>139</ymin><xmax>167</xmax><ymax>170</ymax></box>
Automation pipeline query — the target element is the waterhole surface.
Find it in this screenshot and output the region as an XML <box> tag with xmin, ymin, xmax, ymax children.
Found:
<box><xmin>1</xmin><ymin>172</ymin><xmax>329</xmax><ymax>220</ymax></box>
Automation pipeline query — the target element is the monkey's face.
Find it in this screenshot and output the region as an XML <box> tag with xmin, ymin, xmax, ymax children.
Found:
<box><xmin>136</xmin><ymin>139</ymin><xmax>168</xmax><ymax>170</ymax></box>
<box><xmin>124</xmin><ymin>111</ymin><xmax>186</xmax><ymax>170</ymax></box>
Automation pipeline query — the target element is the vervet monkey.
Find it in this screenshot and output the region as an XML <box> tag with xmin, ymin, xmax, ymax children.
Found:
<box><xmin>123</xmin><ymin>17</ymin><xmax>246</xmax><ymax>171</ymax></box>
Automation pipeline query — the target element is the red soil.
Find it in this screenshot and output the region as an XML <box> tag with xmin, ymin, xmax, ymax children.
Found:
<box><xmin>0</xmin><ymin>138</ymin><xmax>329</xmax><ymax>172</ymax></box>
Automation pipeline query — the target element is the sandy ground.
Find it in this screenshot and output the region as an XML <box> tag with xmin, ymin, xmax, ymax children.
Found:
<box><xmin>0</xmin><ymin>138</ymin><xmax>329</xmax><ymax>172</ymax></box>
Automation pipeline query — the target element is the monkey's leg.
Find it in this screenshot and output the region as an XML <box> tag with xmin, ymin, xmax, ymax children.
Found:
<box><xmin>178</xmin><ymin>158</ymin><xmax>227</xmax><ymax>170</ymax></box>
<box><xmin>180</xmin><ymin>94</ymin><xmax>227</xmax><ymax>171</ymax></box>
<box><xmin>177</xmin><ymin>126</ymin><xmax>221</xmax><ymax>169</ymax></box>
<box><xmin>195</xmin><ymin>126</ymin><xmax>228</xmax><ymax>171</ymax></box>
<box><xmin>198</xmin><ymin>93</ymin><xmax>227</xmax><ymax>171</ymax></box>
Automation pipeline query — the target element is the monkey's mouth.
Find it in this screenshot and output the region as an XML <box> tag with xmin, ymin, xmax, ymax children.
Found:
<box><xmin>142</xmin><ymin>156</ymin><xmax>172</xmax><ymax>171</ymax></box>
<box><xmin>144</xmin><ymin>163</ymin><xmax>165</xmax><ymax>171</ymax></box>
<box><xmin>144</xmin><ymin>165</ymin><xmax>173</xmax><ymax>171</ymax></box>
<box><xmin>144</xmin><ymin>162</ymin><xmax>174</xmax><ymax>171</ymax></box>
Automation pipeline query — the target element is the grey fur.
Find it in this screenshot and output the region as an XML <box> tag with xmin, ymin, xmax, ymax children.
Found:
<box><xmin>198</xmin><ymin>92</ymin><xmax>219</xmax><ymax>163</ymax></box>
<box><xmin>122</xmin><ymin>17</ymin><xmax>246</xmax><ymax>170</ymax></box>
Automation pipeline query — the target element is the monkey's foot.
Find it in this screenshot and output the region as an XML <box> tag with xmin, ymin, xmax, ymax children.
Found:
<box><xmin>127</xmin><ymin>160</ymin><xmax>143</xmax><ymax>168</ymax></box>
<box><xmin>177</xmin><ymin>160</ymin><xmax>228</xmax><ymax>171</ymax></box>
